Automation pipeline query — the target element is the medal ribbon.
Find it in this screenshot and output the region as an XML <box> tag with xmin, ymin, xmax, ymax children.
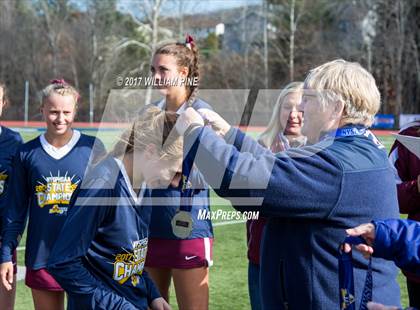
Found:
<box><xmin>339</xmin><ymin>236</ymin><xmax>372</xmax><ymax>310</ymax></box>
<box><xmin>179</xmin><ymin>127</ymin><xmax>204</xmax><ymax>212</ymax></box>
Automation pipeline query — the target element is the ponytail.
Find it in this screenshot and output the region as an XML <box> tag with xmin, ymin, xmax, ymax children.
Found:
<box><xmin>154</xmin><ymin>34</ymin><xmax>200</xmax><ymax>106</ymax></box>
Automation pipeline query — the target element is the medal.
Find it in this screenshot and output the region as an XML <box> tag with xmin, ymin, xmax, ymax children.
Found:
<box><xmin>339</xmin><ymin>236</ymin><xmax>372</xmax><ymax>310</ymax></box>
<box><xmin>171</xmin><ymin>127</ymin><xmax>204</xmax><ymax>239</ymax></box>
<box><xmin>171</xmin><ymin>210</ymin><xmax>193</xmax><ymax>239</ymax></box>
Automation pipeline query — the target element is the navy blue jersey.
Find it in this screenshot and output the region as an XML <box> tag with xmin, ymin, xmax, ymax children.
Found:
<box><xmin>48</xmin><ymin>156</ymin><xmax>160</xmax><ymax>310</ymax></box>
<box><xmin>0</xmin><ymin>126</ymin><xmax>23</xmax><ymax>231</ymax></box>
<box><xmin>0</xmin><ymin>132</ymin><xmax>105</xmax><ymax>269</ymax></box>
<box><xmin>148</xmin><ymin>98</ymin><xmax>213</xmax><ymax>239</ymax></box>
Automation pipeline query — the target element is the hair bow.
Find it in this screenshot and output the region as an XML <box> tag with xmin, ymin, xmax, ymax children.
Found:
<box><xmin>185</xmin><ymin>35</ymin><xmax>195</xmax><ymax>50</ymax></box>
<box><xmin>50</xmin><ymin>79</ymin><xmax>67</xmax><ymax>85</ymax></box>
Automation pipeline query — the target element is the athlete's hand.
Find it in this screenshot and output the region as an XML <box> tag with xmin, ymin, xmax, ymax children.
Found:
<box><xmin>176</xmin><ymin>107</ymin><xmax>204</xmax><ymax>135</ymax></box>
<box><xmin>417</xmin><ymin>174</ymin><xmax>420</xmax><ymax>193</ymax></box>
<box><xmin>197</xmin><ymin>108</ymin><xmax>231</xmax><ymax>137</ymax></box>
<box><xmin>0</xmin><ymin>262</ymin><xmax>14</xmax><ymax>291</ymax></box>
<box><xmin>150</xmin><ymin>297</ymin><xmax>171</xmax><ymax>310</ymax></box>
<box><xmin>344</xmin><ymin>223</ymin><xmax>375</xmax><ymax>259</ymax></box>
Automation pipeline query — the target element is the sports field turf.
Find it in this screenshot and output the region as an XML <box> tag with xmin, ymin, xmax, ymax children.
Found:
<box><xmin>12</xmin><ymin>130</ymin><xmax>408</xmax><ymax>309</ymax></box>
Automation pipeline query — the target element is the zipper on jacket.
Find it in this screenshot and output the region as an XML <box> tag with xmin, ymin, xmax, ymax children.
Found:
<box><xmin>280</xmin><ymin>260</ymin><xmax>289</xmax><ymax>310</ymax></box>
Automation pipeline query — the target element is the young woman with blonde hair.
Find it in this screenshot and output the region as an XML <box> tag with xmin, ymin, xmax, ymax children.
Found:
<box><xmin>0</xmin><ymin>80</ymin><xmax>105</xmax><ymax>310</ymax></box>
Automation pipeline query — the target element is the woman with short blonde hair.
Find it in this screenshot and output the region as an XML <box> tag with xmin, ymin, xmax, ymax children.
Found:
<box><xmin>303</xmin><ymin>59</ymin><xmax>380</xmax><ymax>127</ymax></box>
<box><xmin>176</xmin><ymin>59</ymin><xmax>401</xmax><ymax>309</ymax></box>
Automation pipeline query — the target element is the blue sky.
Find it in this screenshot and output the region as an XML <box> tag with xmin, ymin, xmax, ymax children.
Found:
<box><xmin>118</xmin><ymin>0</ymin><xmax>261</xmax><ymax>17</ymax></box>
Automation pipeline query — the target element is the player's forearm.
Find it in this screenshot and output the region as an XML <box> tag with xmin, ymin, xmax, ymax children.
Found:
<box><xmin>0</xmin><ymin>220</ymin><xmax>26</xmax><ymax>263</ymax></box>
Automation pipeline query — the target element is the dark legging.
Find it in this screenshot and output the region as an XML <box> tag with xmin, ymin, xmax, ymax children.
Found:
<box><xmin>248</xmin><ymin>262</ymin><xmax>262</xmax><ymax>310</ymax></box>
<box><xmin>407</xmin><ymin>279</ymin><xmax>420</xmax><ymax>309</ymax></box>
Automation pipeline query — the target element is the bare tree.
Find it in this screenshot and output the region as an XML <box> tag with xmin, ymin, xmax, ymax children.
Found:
<box><xmin>373</xmin><ymin>0</ymin><xmax>418</xmax><ymax>117</ymax></box>
<box><xmin>115</xmin><ymin>0</ymin><xmax>173</xmax><ymax>104</ymax></box>
<box><xmin>117</xmin><ymin>0</ymin><xmax>171</xmax><ymax>60</ymax></box>
<box><xmin>37</xmin><ymin>0</ymin><xmax>72</xmax><ymax>77</ymax></box>
<box><xmin>268</xmin><ymin>0</ymin><xmax>307</xmax><ymax>82</ymax></box>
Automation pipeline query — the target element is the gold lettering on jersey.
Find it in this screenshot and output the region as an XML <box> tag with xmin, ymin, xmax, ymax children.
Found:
<box><xmin>113</xmin><ymin>238</ymin><xmax>148</xmax><ymax>286</ymax></box>
<box><xmin>0</xmin><ymin>171</ymin><xmax>8</xmax><ymax>195</ymax></box>
<box><xmin>35</xmin><ymin>172</ymin><xmax>79</xmax><ymax>210</ymax></box>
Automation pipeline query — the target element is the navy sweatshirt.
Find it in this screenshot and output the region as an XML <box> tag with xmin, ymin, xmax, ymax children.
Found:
<box><xmin>0</xmin><ymin>133</ymin><xmax>105</xmax><ymax>269</ymax></box>
<box><xmin>185</xmin><ymin>125</ymin><xmax>401</xmax><ymax>309</ymax></box>
<box><xmin>148</xmin><ymin>98</ymin><xmax>213</xmax><ymax>239</ymax></box>
<box><xmin>48</xmin><ymin>156</ymin><xmax>160</xmax><ymax>310</ymax></box>
<box><xmin>0</xmin><ymin>126</ymin><xmax>23</xmax><ymax>232</ymax></box>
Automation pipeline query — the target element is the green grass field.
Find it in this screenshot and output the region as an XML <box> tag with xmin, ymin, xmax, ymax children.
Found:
<box><xmin>12</xmin><ymin>130</ymin><xmax>408</xmax><ymax>309</ymax></box>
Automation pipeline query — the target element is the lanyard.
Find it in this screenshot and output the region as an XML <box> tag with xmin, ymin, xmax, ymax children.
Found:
<box><xmin>322</xmin><ymin>125</ymin><xmax>367</xmax><ymax>141</ymax></box>
<box><xmin>171</xmin><ymin>126</ymin><xmax>203</xmax><ymax>239</ymax></box>
<box><xmin>339</xmin><ymin>236</ymin><xmax>372</xmax><ymax>310</ymax></box>
<box><xmin>321</xmin><ymin>125</ymin><xmax>384</xmax><ymax>150</ymax></box>
<box><xmin>178</xmin><ymin>127</ymin><xmax>203</xmax><ymax>212</ymax></box>
<box><xmin>335</xmin><ymin>126</ymin><xmax>367</xmax><ymax>138</ymax></box>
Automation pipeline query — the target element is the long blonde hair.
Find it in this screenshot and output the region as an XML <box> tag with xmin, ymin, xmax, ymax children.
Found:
<box><xmin>110</xmin><ymin>106</ymin><xmax>183</xmax><ymax>161</ymax></box>
<box><xmin>259</xmin><ymin>82</ymin><xmax>304</xmax><ymax>148</ymax></box>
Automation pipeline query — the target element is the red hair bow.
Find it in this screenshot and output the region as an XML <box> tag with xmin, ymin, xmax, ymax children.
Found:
<box><xmin>185</xmin><ymin>35</ymin><xmax>195</xmax><ymax>49</ymax></box>
<box><xmin>50</xmin><ymin>79</ymin><xmax>67</xmax><ymax>85</ymax></box>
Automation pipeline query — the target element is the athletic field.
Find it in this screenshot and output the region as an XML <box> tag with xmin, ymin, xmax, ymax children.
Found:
<box><xmin>11</xmin><ymin>129</ymin><xmax>408</xmax><ymax>309</ymax></box>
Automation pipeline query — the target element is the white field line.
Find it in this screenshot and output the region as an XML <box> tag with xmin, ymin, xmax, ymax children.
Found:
<box><xmin>212</xmin><ymin>219</ymin><xmax>246</xmax><ymax>226</ymax></box>
<box><xmin>17</xmin><ymin>266</ymin><xmax>26</xmax><ymax>281</ymax></box>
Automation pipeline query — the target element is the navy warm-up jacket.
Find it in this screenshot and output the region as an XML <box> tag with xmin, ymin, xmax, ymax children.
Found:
<box><xmin>184</xmin><ymin>125</ymin><xmax>401</xmax><ymax>310</ymax></box>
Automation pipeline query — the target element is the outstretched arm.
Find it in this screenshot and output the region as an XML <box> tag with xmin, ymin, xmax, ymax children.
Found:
<box><xmin>346</xmin><ymin>219</ymin><xmax>420</xmax><ymax>275</ymax></box>
<box><xmin>178</xmin><ymin>108</ymin><xmax>342</xmax><ymax>219</ymax></box>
